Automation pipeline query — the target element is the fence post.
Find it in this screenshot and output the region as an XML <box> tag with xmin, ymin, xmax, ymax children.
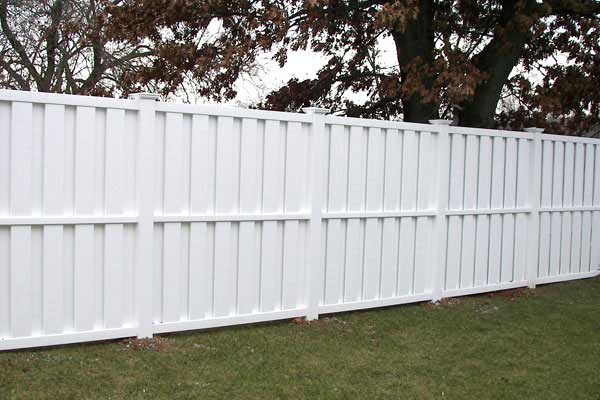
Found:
<box><xmin>524</xmin><ymin>127</ymin><xmax>544</xmax><ymax>288</ymax></box>
<box><xmin>429</xmin><ymin>120</ymin><xmax>452</xmax><ymax>302</ymax></box>
<box><xmin>303</xmin><ymin>107</ymin><xmax>329</xmax><ymax>321</ymax></box>
<box><xmin>130</xmin><ymin>92</ymin><xmax>160</xmax><ymax>338</ymax></box>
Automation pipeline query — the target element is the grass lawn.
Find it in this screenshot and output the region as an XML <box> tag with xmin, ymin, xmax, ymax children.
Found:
<box><xmin>1</xmin><ymin>277</ymin><xmax>599</xmax><ymax>399</ymax></box>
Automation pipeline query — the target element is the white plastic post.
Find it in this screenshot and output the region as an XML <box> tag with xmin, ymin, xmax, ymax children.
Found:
<box><xmin>524</xmin><ymin>127</ymin><xmax>544</xmax><ymax>288</ymax></box>
<box><xmin>429</xmin><ymin>119</ymin><xmax>452</xmax><ymax>302</ymax></box>
<box><xmin>130</xmin><ymin>92</ymin><xmax>160</xmax><ymax>338</ymax></box>
<box><xmin>303</xmin><ymin>107</ymin><xmax>329</xmax><ymax>320</ymax></box>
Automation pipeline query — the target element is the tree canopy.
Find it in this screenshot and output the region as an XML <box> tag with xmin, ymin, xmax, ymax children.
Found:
<box><xmin>258</xmin><ymin>0</ymin><xmax>600</xmax><ymax>133</ymax></box>
<box><xmin>1</xmin><ymin>0</ymin><xmax>599</xmax><ymax>133</ymax></box>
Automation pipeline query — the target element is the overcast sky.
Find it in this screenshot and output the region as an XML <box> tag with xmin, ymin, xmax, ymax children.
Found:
<box><xmin>192</xmin><ymin>36</ymin><xmax>400</xmax><ymax>108</ymax></box>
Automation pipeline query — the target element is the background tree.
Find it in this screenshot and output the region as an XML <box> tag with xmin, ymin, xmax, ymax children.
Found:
<box><xmin>0</xmin><ymin>0</ymin><xmax>154</xmax><ymax>95</ymax></box>
<box><xmin>2</xmin><ymin>0</ymin><xmax>599</xmax><ymax>133</ymax></box>
<box><xmin>105</xmin><ymin>0</ymin><xmax>287</xmax><ymax>100</ymax></box>
<box><xmin>0</xmin><ymin>0</ymin><xmax>280</xmax><ymax>99</ymax></box>
<box><xmin>259</xmin><ymin>0</ymin><xmax>600</xmax><ymax>133</ymax></box>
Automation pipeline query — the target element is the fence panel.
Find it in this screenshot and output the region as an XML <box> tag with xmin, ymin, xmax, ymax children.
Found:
<box><xmin>151</xmin><ymin>107</ymin><xmax>312</xmax><ymax>334</ymax></box>
<box><xmin>0</xmin><ymin>94</ymin><xmax>140</xmax><ymax>349</ymax></box>
<box><xmin>536</xmin><ymin>136</ymin><xmax>600</xmax><ymax>284</ymax></box>
<box><xmin>0</xmin><ymin>89</ymin><xmax>598</xmax><ymax>350</ymax></box>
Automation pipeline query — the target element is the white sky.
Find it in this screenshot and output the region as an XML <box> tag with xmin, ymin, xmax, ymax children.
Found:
<box><xmin>196</xmin><ymin>36</ymin><xmax>400</xmax><ymax>108</ymax></box>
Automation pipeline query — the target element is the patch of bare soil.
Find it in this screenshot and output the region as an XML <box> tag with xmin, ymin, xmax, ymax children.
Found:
<box><xmin>484</xmin><ymin>287</ymin><xmax>536</xmax><ymax>301</ymax></box>
<box><xmin>422</xmin><ymin>297</ymin><xmax>462</xmax><ymax>309</ymax></box>
<box><xmin>120</xmin><ymin>337</ymin><xmax>170</xmax><ymax>352</ymax></box>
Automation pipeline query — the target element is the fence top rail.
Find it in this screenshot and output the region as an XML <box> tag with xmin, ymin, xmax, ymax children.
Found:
<box><xmin>447</xmin><ymin>125</ymin><xmax>535</xmax><ymax>139</ymax></box>
<box><xmin>0</xmin><ymin>89</ymin><xmax>139</xmax><ymax>110</ymax></box>
<box><xmin>155</xmin><ymin>101</ymin><xmax>313</xmax><ymax>123</ymax></box>
<box><xmin>324</xmin><ymin>115</ymin><xmax>441</xmax><ymax>132</ymax></box>
<box><xmin>541</xmin><ymin>133</ymin><xmax>600</xmax><ymax>145</ymax></box>
<box><xmin>2</xmin><ymin>89</ymin><xmax>600</xmax><ymax>144</ymax></box>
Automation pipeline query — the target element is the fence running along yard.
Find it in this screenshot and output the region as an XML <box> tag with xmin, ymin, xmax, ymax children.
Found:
<box><xmin>0</xmin><ymin>89</ymin><xmax>598</xmax><ymax>350</ymax></box>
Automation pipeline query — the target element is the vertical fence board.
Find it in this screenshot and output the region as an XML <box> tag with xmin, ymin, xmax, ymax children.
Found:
<box><xmin>347</xmin><ymin>127</ymin><xmax>367</xmax><ymax>211</ymax></box>
<box><xmin>363</xmin><ymin>218</ymin><xmax>382</xmax><ymax>300</ymax></box>
<box><xmin>9</xmin><ymin>102</ymin><xmax>33</xmax><ymax>338</ymax></box>
<box><xmin>461</xmin><ymin>135</ymin><xmax>479</xmax><ymax>288</ymax></box>
<box><xmin>103</xmin><ymin>225</ymin><xmax>124</xmax><ymax>328</ymax></box>
<box><xmin>324</xmin><ymin>219</ymin><xmax>345</xmax><ymax>305</ymax></box>
<box><xmin>402</xmin><ymin>131</ymin><xmax>421</xmax><ymax>211</ymax></box>
<box><xmin>383</xmin><ymin>130</ymin><xmax>401</xmax><ymax>211</ymax></box>
<box><xmin>285</xmin><ymin>123</ymin><xmax>306</xmax><ymax>213</ymax></box>
<box><xmin>398</xmin><ymin>218</ymin><xmax>417</xmax><ymax>294</ymax></box>
<box><xmin>0</xmin><ymin>227</ymin><xmax>8</xmax><ymax>338</ymax></box>
<box><xmin>344</xmin><ymin>219</ymin><xmax>363</xmax><ymax>302</ymax></box>
<box><xmin>214</xmin><ymin>222</ymin><xmax>236</xmax><ymax>316</ymax></box>
<box><xmin>380</xmin><ymin>218</ymin><xmax>399</xmax><ymax>298</ymax></box>
<box><xmin>474</xmin><ymin>137</ymin><xmax>492</xmax><ymax>285</ymax></box>
<box><xmin>282</xmin><ymin>221</ymin><xmax>301</xmax><ymax>309</ymax></box>
<box><xmin>417</xmin><ymin>132</ymin><xmax>433</xmax><ymax>210</ymax></box>
<box><xmin>591</xmin><ymin>145</ymin><xmax>600</xmax><ymax>270</ymax></box>
<box><xmin>413</xmin><ymin>217</ymin><xmax>431</xmax><ymax>294</ymax></box>
<box><xmin>188</xmin><ymin>222</ymin><xmax>214</xmax><ymax>319</ymax></box>
<box><xmin>260</xmin><ymin>221</ymin><xmax>281</xmax><ymax>311</ymax></box>
<box><xmin>366</xmin><ymin>128</ymin><xmax>385</xmax><ymax>211</ymax></box>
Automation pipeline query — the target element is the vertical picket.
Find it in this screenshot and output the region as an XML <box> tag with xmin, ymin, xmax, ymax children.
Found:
<box><xmin>188</xmin><ymin>114</ymin><xmax>214</xmax><ymax>320</ymax></box>
<box><xmin>344</xmin><ymin>126</ymin><xmax>365</xmax><ymax>301</ymax></box>
<box><xmin>363</xmin><ymin>128</ymin><xmax>385</xmax><ymax>299</ymax></box>
<box><xmin>42</xmin><ymin>105</ymin><xmax>65</xmax><ymax>334</ymax></box>
<box><xmin>446</xmin><ymin>133</ymin><xmax>465</xmax><ymax>290</ymax></box>
<box><xmin>380</xmin><ymin>129</ymin><xmax>401</xmax><ymax>297</ymax></box>
<box><xmin>347</xmin><ymin>126</ymin><xmax>368</xmax><ymax>212</ymax></box>
<box><xmin>73</xmin><ymin>107</ymin><xmax>97</xmax><ymax>332</ymax></box>
<box><xmin>560</xmin><ymin>145</ymin><xmax>574</xmax><ymax>275</ymax></box>
<box><xmin>591</xmin><ymin>145</ymin><xmax>600</xmax><ymax>271</ymax></box>
<box><xmin>10</xmin><ymin>102</ymin><xmax>33</xmax><ymax>338</ymax></box>
<box><xmin>461</xmin><ymin>135</ymin><xmax>479</xmax><ymax>288</ymax></box>
<box><xmin>571</xmin><ymin>144</ymin><xmax>585</xmax><ymax>273</ymax></box>
<box><xmin>538</xmin><ymin>140</ymin><xmax>554</xmax><ymax>278</ymax></box>
<box><xmin>514</xmin><ymin>138</ymin><xmax>530</xmax><ymax>282</ymax></box>
<box><xmin>401</xmin><ymin>130</ymin><xmax>421</xmax><ymax>293</ymax></box>
<box><xmin>500</xmin><ymin>138</ymin><xmax>517</xmax><ymax>283</ymax></box>
<box><xmin>103</xmin><ymin>109</ymin><xmax>126</xmax><ymax>329</ymax></box>
<box><xmin>549</xmin><ymin>141</ymin><xmax>565</xmax><ymax>276</ymax></box>
<box><xmin>487</xmin><ymin>137</ymin><xmax>505</xmax><ymax>285</ymax></box>
<box><xmin>162</xmin><ymin>113</ymin><xmax>185</xmax><ymax>322</ymax></box>
<box><xmin>282</xmin><ymin>123</ymin><xmax>305</xmax><ymax>308</ymax></box>
<box><xmin>429</xmin><ymin>120</ymin><xmax>451</xmax><ymax>301</ymax></box>
<box><xmin>0</xmin><ymin>101</ymin><xmax>7</xmax><ymax>339</ymax></box>
<box><xmin>237</xmin><ymin>118</ymin><xmax>261</xmax><ymax>315</ymax></box>
<box><xmin>474</xmin><ymin>136</ymin><xmax>492</xmax><ymax>286</ymax></box>
<box><xmin>214</xmin><ymin>116</ymin><xmax>237</xmax><ymax>317</ymax></box>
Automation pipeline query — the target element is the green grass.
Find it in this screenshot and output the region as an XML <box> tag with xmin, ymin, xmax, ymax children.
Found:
<box><xmin>1</xmin><ymin>278</ymin><xmax>600</xmax><ymax>400</ymax></box>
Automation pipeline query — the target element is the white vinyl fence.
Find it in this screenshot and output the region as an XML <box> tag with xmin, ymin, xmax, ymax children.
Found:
<box><xmin>0</xmin><ymin>90</ymin><xmax>599</xmax><ymax>350</ymax></box>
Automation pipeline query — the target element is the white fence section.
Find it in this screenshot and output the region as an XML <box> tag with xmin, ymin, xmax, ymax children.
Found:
<box><xmin>0</xmin><ymin>90</ymin><xmax>598</xmax><ymax>350</ymax></box>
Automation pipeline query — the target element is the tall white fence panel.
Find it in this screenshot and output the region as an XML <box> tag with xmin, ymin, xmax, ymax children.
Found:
<box><xmin>0</xmin><ymin>90</ymin><xmax>598</xmax><ymax>350</ymax></box>
<box><xmin>0</xmin><ymin>94</ymin><xmax>141</xmax><ymax>349</ymax></box>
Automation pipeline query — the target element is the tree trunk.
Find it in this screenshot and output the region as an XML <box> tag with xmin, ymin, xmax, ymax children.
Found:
<box><xmin>457</xmin><ymin>0</ymin><xmax>537</xmax><ymax>128</ymax></box>
<box><xmin>391</xmin><ymin>0</ymin><xmax>438</xmax><ymax>123</ymax></box>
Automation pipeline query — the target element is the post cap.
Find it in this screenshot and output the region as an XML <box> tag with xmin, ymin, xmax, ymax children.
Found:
<box><xmin>128</xmin><ymin>92</ymin><xmax>161</xmax><ymax>101</ymax></box>
<box><xmin>523</xmin><ymin>127</ymin><xmax>544</xmax><ymax>133</ymax></box>
<box><xmin>302</xmin><ymin>107</ymin><xmax>329</xmax><ymax>115</ymax></box>
<box><xmin>428</xmin><ymin>119</ymin><xmax>453</xmax><ymax>126</ymax></box>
